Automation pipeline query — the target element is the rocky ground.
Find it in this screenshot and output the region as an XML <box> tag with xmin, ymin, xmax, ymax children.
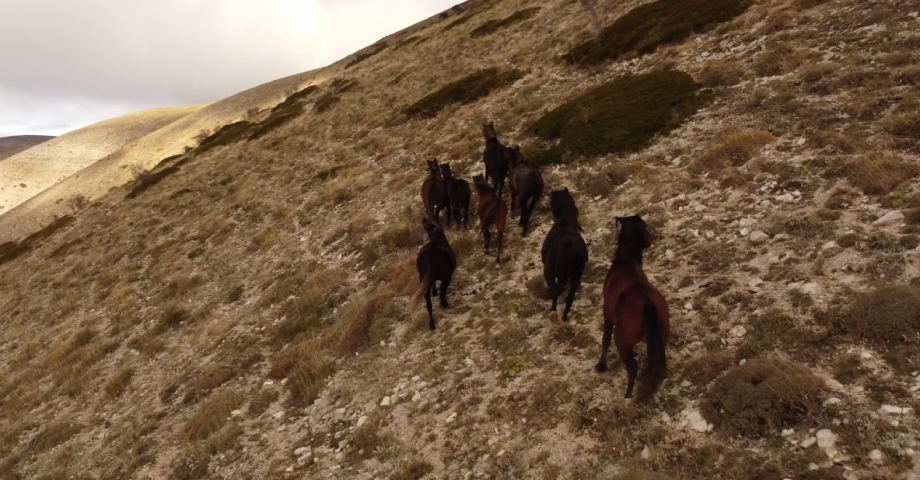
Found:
<box><xmin>1</xmin><ymin>0</ymin><xmax>919</xmax><ymax>479</ymax></box>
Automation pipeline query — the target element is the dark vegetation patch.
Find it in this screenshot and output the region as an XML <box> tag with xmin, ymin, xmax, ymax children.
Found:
<box><xmin>270</xmin><ymin>86</ymin><xmax>319</xmax><ymax>115</ymax></box>
<box><xmin>313</xmin><ymin>93</ymin><xmax>341</xmax><ymax>114</ymax></box>
<box><xmin>395</xmin><ymin>36</ymin><xmax>424</xmax><ymax>49</ymax></box>
<box><xmin>194</xmin><ymin>121</ymin><xmax>257</xmax><ymax>155</ymax></box>
<box><xmin>566</xmin><ymin>0</ymin><xmax>752</xmax><ymax>65</ymax></box>
<box><xmin>526</xmin><ymin>70</ymin><xmax>703</xmax><ymax>165</ymax></box>
<box><xmin>404</xmin><ymin>68</ymin><xmax>524</xmax><ymax>119</ymax></box>
<box><xmin>470</xmin><ymin>7</ymin><xmax>540</xmax><ymax>37</ymax></box>
<box><xmin>345</xmin><ymin>42</ymin><xmax>388</xmax><ymax>69</ymax></box>
<box><xmin>735</xmin><ymin>310</ymin><xmax>821</xmax><ymax>360</ymax></box>
<box><xmin>702</xmin><ymin>359</ymin><xmax>826</xmax><ymax>438</ymax></box>
<box><xmin>125</xmin><ymin>155</ymin><xmax>190</xmax><ymax>200</ymax></box>
<box><xmin>817</xmin><ymin>285</ymin><xmax>920</xmax><ymax>373</ymax></box>
<box><xmin>28</xmin><ymin>422</ymin><xmax>82</xmax><ymax>452</ymax></box>
<box><xmin>0</xmin><ymin>215</ymin><xmax>75</xmax><ymax>267</ymax></box>
<box><xmin>822</xmin><ymin>153</ymin><xmax>920</xmax><ymax>195</ymax></box>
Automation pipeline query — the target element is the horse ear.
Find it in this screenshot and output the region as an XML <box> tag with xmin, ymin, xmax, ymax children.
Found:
<box><xmin>563</xmin><ymin>187</ymin><xmax>569</xmax><ymax>193</ymax></box>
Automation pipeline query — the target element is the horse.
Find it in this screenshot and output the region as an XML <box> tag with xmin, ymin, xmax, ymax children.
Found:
<box><xmin>596</xmin><ymin>215</ymin><xmax>670</xmax><ymax>403</ymax></box>
<box><xmin>409</xmin><ymin>218</ymin><xmax>457</xmax><ymax>330</ymax></box>
<box><xmin>439</xmin><ymin>163</ymin><xmax>471</xmax><ymax>229</ymax></box>
<box><xmin>482</xmin><ymin>122</ymin><xmax>511</xmax><ymax>197</ymax></box>
<box><xmin>472</xmin><ymin>174</ymin><xmax>507</xmax><ymax>263</ymax></box>
<box><xmin>420</xmin><ymin>158</ymin><xmax>447</xmax><ymax>223</ymax></box>
<box><xmin>540</xmin><ymin>189</ymin><xmax>587</xmax><ymax>322</ymax></box>
<box><xmin>508</xmin><ymin>146</ymin><xmax>544</xmax><ymax>236</ymax></box>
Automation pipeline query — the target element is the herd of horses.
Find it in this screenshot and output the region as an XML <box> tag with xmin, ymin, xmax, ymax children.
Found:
<box><xmin>409</xmin><ymin>122</ymin><xmax>671</xmax><ymax>403</ymax></box>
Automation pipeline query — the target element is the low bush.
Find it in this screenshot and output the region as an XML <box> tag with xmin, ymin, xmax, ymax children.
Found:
<box><xmin>404</xmin><ymin>68</ymin><xmax>524</xmax><ymax>119</ymax></box>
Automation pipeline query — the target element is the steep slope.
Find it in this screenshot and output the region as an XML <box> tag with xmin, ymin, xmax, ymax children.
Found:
<box><xmin>0</xmin><ymin>135</ymin><xmax>54</xmax><ymax>161</ymax></box>
<box><xmin>1</xmin><ymin>0</ymin><xmax>919</xmax><ymax>479</ymax></box>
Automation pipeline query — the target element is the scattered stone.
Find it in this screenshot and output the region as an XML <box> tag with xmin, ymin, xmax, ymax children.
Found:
<box><xmin>782</xmin><ymin>428</ymin><xmax>795</xmax><ymax>437</ymax></box>
<box><xmin>464</xmin><ymin>357</ymin><xmax>475</xmax><ymax>367</ymax></box>
<box><xmin>263</xmin><ymin>380</ymin><xmax>275</xmax><ymax>386</ymax></box>
<box><xmin>797</xmin><ymin>137</ymin><xmax>806</xmax><ymax>146</ymax></box>
<box><xmin>446</xmin><ymin>412</ymin><xmax>457</xmax><ymax>424</ymax></box>
<box><xmin>748</xmin><ymin>278</ymin><xmax>764</xmax><ymax>290</ymax></box>
<box><xmin>411</xmin><ymin>375</ymin><xmax>421</xmax><ymax>382</ymax></box>
<box><xmin>380</xmin><ymin>396</ymin><xmax>391</xmax><ymax>407</ymax></box>
<box><xmin>641</xmin><ymin>447</ymin><xmax>650</xmax><ymax>460</ymax></box>
<box><xmin>665</xmin><ymin>249</ymin><xmax>675</xmax><ymax>260</ymax></box>
<box><xmin>729</xmin><ymin>326</ymin><xmax>747</xmax><ymax>338</ymax></box>
<box><xmin>684</xmin><ymin>302</ymin><xmax>694</xmax><ymax>311</ymax></box>
<box><xmin>879</xmin><ymin>405</ymin><xmax>903</xmax><ymax>415</ymax></box>
<box><xmin>801</xmin><ymin>437</ymin><xmax>817</xmax><ymax>448</ymax></box>
<box><xmin>231</xmin><ymin>409</ymin><xmax>243</xmax><ymax>418</ymax></box>
<box><xmin>826</xmin><ymin>379</ymin><xmax>844</xmax><ymax>392</ymax></box>
<box><xmin>272</xmin><ymin>411</ymin><xmax>285</xmax><ymax>420</ymax></box>
<box><xmin>749</xmin><ymin>231</ymin><xmax>769</xmax><ymax>244</ymax></box>
<box><xmin>497</xmin><ymin>449</ymin><xmax>506</xmax><ymax>457</ymax></box>
<box><xmin>412</xmin><ymin>391</ymin><xmax>422</xmax><ymax>402</ymax></box>
<box><xmin>821</xmin><ymin>241</ymin><xmax>839</xmax><ymax>251</ymax></box>
<box><xmin>823</xmin><ymin>398</ymin><xmax>841</xmax><ymax>406</ymax></box>
<box><xmin>740</xmin><ymin>227</ymin><xmax>750</xmax><ymax>236</ymax></box>
<box><xmin>681</xmin><ymin>380</ymin><xmax>691</xmax><ymax>388</ymax></box>
<box><xmin>816</xmin><ymin>429</ymin><xmax>836</xmax><ymax>448</ymax></box>
<box><xmin>682</xmin><ymin>409</ymin><xmax>712</xmax><ymax>433</ymax></box>
<box><xmin>869</xmin><ymin>449</ymin><xmax>884</xmax><ymax>464</ymax></box>
<box><xmin>294</xmin><ymin>447</ymin><xmax>310</xmax><ymax>456</ymax></box>
<box><xmin>872</xmin><ymin>211</ymin><xmax>905</xmax><ymax>226</ymax></box>
<box><xmin>356</xmin><ymin>416</ymin><xmax>368</xmax><ymax>428</ymax></box>
<box><xmin>776</xmin><ymin>193</ymin><xmax>795</xmax><ymax>203</ymax></box>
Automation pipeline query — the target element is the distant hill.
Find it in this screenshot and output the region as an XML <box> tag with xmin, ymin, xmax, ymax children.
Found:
<box><xmin>0</xmin><ymin>135</ymin><xmax>54</xmax><ymax>161</ymax></box>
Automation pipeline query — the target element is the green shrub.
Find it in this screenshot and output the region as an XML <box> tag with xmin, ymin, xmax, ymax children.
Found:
<box><xmin>701</xmin><ymin>359</ymin><xmax>826</xmax><ymax>438</ymax></box>
<box><xmin>566</xmin><ymin>0</ymin><xmax>752</xmax><ymax>65</ymax></box>
<box><xmin>404</xmin><ymin>68</ymin><xmax>524</xmax><ymax>119</ymax></box>
<box><xmin>527</xmin><ymin>70</ymin><xmax>703</xmax><ymax>164</ymax></box>
<box><xmin>470</xmin><ymin>7</ymin><xmax>540</xmax><ymax>37</ymax></box>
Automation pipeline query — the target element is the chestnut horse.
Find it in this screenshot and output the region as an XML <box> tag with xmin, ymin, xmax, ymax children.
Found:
<box><xmin>482</xmin><ymin>122</ymin><xmax>511</xmax><ymax>197</ymax></box>
<box><xmin>472</xmin><ymin>174</ymin><xmax>507</xmax><ymax>263</ymax></box>
<box><xmin>508</xmin><ymin>146</ymin><xmax>544</xmax><ymax>236</ymax></box>
<box><xmin>596</xmin><ymin>215</ymin><xmax>670</xmax><ymax>403</ymax></box>
<box><xmin>409</xmin><ymin>218</ymin><xmax>456</xmax><ymax>330</ymax></box>
<box><xmin>541</xmin><ymin>189</ymin><xmax>587</xmax><ymax>321</ymax></box>
<box><xmin>440</xmin><ymin>163</ymin><xmax>471</xmax><ymax>229</ymax></box>
<box><xmin>420</xmin><ymin>158</ymin><xmax>447</xmax><ymax>223</ymax></box>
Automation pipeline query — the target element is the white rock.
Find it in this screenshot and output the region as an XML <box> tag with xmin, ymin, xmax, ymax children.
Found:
<box><xmin>801</xmin><ymin>437</ymin><xmax>817</xmax><ymax>448</ymax></box>
<box><xmin>297</xmin><ymin>454</ymin><xmax>312</xmax><ymax>466</ymax></box>
<box><xmin>294</xmin><ymin>447</ymin><xmax>310</xmax><ymax>456</ymax></box>
<box><xmin>464</xmin><ymin>357</ymin><xmax>475</xmax><ymax>367</ymax></box>
<box><xmin>823</xmin><ymin>398</ymin><xmax>841</xmax><ymax>406</ymax></box>
<box><xmin>681</xmin><ymin>380</ymin><xmax>691</xmax><ymax>388</ymax></box>
<box><xmin>272</xmin><ymin>411</ymin><xmax>285</xmax><ymax>419</ymax></box>
<box><xmin>826</xmin><ymin>379</ymin><xmax>844</xmax><ymax>391</ymax></box>
<box><xmin>729</xmin><ymin>326</ymin><xmax>747</xmax><ymax>338</ymax></box>
<box><xmin>231</xmin><ymin>409</ymin><xmax>243</xmax><ymax>417</ymax></box>
<box><xmin>380</xmin><ymin>396</ymin><xmax>391</xmax><ymax>407</ymax></box>
<box><xmin>411</xmin><ymin>376</ymin><xmax>421</xmax><ymax>382</ymax></box>
<box><xmin>446</xmin><ymin>412</ymin><xmax>457</xmax><ymax>424</ymax></box>
<box><xmin>263</xmin><ymin>380</ymin><xmax>275</xmax><ymax>386</ymax></box>
<box><xmin>749</xmin><ymin>231</ymin><xmax>769</xmax><ymax>244</ymax></box>
<box><xmin>776</xmin><ymin>193</ymin><xmax>795</xmax><ymax>203</ymax></box>
<box><xmin>816</xmin><ymin>429</ymin><xmax>836</xmax><ymax>448</ymax></box>
<box><xmin>749</xmin><ymin>278</ymin><xmax>764</xmax><ymax>289</ymax></box>
<box><xmin>740</xmin><ymin>227</ymin><xmax>750</xmax><ymax>236</ymax></box>
<box><xmin>801</xmin><ymin>282</ymin><xmax>821</xmax><ymax>295</ymax></box>
<box><xmin>665</xmin><ymin>249</ymin><xmax>675</xmax><ymax>260</ymax></box>
<box><xmin>781</xmin><ymin>428</ymin><xmax>795</xmax><ymax>437</ymax></box>
<box><xmin>335</xmin><ymin>407</ymin><xmax>347</xmax><ymax>416</ymax></box>
<box><xmin>641</xmin><ymin>447</ymin><xmax>650</xmax><ymax>460</ymax></box>
<box><xmin>356</xmin><ymin>416</ymin><xmax>368</xmax><ymax>428</ymax></box>
<box><xmin>412</xmin><ymin>391</ymin><xmax>422</xmax><ymax>402</ymax></box>
<box><xmin>821</xmin><ymin>241</ymin><xmax>839</xmax><ymax>251</ymax></box>
<box><xmin>418</xmin><ymin>381</ymin><xmax>428</xmax><ymax>389</ymax></box>
<box><xmin>797</xmin><ymin>138</ymin><xmax>806</xmax><ymax>146</ymax></box>
<box><xmin>683</xmin><ymin>410</ymin><xmax>712</xmax><ymax>433</ymax></box>
<box><xmin>684</xmin><ymin>302</ymin><xmax>694</xmax><ymax>311</ymax></box>
<box><xmin>873</xmin><ymin>211</ymin><xmax>904</xmax><ymax>226</ymax></box>
<box><xmin>869</xmin><ymin>449</ymin><xmax>884</xmax><ymax>464</ymax></box>
<box><xmin>879</xmin><ymin>405</ymin><xmax>903</xmax><ymax>415</ymax></box>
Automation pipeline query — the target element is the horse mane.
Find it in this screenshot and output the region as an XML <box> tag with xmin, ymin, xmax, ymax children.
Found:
<box><xmin>551</xmin><ymin>189</ymin><xmax>582</xmax><ymax>232</ymax></box>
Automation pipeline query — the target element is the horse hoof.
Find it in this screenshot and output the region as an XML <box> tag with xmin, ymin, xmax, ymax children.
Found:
<box><xmin>595</xmin><ymin>362</ymin><xmax>608</xmax><ymax>373</ymax></box>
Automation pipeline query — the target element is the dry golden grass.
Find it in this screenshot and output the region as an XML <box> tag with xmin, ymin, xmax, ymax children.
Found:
<box><xmin>185</xmin><ymin>390</ymin><xmax>242</xmax><ymax>441</ymax></box>
<box><xmin>689</xmin><ymin>129</ymin><xmax>776</xmax><ymax>174</ymax></box>
<box><xmin>824</xmin><ymin>152</ymin><xmax>920</xmax><ymax>195</ymax></box>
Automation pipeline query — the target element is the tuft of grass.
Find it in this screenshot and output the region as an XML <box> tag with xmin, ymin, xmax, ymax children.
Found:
<box><xmin>404</xmin><ymin>68</ymin><xmax>524</xmax><ymax>119</ymax></box>
<box><xmin>104</xmin><ymin>367</ymin><xmax>135</xmax><ymax>399</ymax></box>
<box><xmin>754</xmin><ymin>42</ymin><xmax>809</xmax><ymax>77</ymax></box>
<box><xmin>698</xmin><ymin>59</ymin><xmax>746</xmax><ymax>88</ymax></box>
<box><xmin>470</xmin><ymin>7</ymin><xmax>540</xmax><ymax>37</ymax></box>
<box><xmin>184</xmin><ymin>390</ymin><xmax>242</xmax><ymax>441</ymax></box>
<box><xmin>329</xmin><ymin>291</ymin><xmax>402</xmax><ymax>356</ymax></box>
<box><xmin>565</xmin><ymin>0</ymin><xmax>752</xmax><ymax>65</ymax></box>
<box><xmin>27</xmin><ymin>422</ymin><xmax>82</xmax><ymax>453</ymax></box>
<box><xmin>390</xmin><ymin>459</ymin><xmax>434</xmax><ymax>480</ymax></box>
<box><xmin>689</xmin><ymin>129</ymin><xmax>776</xmax><ymax>173</ymax></box>
<box><xmin>286</xmin><ymin>353</ymin><xmax>335</xmax><ymax>407</ymax></box>
<box><xmin>527</xmin><ymin>70</ymin><xmax>703</xmax><ymax>165</ymax></box>
<box><xmin>823</xmin><ymin>152</ymin><xmax>920</xmax><ymax>196</ymax></box>
<box><xmin>885</xmin><ymin>111</ymin><xmax>920</xmax><ymax>152</ymax></box>
<box><xmin>682</xmin><ymin>351</ymin><xmax>735</xmax><ymax>386</ymax></box>
<box><xmin>701</xmin><ymin>359</ymin><xmax>826</xmax><ymax>438</ymax></box>
<box><xmin>345</xmin><ymin>42</ymin><xmax>388</xmax><ymax>69</ymax></box>
<box><xmin>314</xmin><ymin>92</ymin><xmax>341</xmax><ymax>113</ymax></box>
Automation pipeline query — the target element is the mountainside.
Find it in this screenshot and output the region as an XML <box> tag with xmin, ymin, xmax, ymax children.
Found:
<box><xmin>1</xmin><ymin>0</ymin><xmax>919</xmax><ymax>479</ymax></box>
<box><xmin>0</xmin><ymin>135</ymin><xmax>54</xmax><ymax>161</ymax></box>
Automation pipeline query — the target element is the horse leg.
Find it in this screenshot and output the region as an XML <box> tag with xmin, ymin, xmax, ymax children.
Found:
<box><xmin>617</xmin><ymin>340</ymin><xmax>639</xmax><ymax>399</ymax></box>
<box><xmin>444</xmin><ymin>201</ymin><xmax>452</xmax><ymax>228</ymax></box>
<box><xmin>543</xmin><ymin>265</ymin><xmax>558</xmax><ymax>313</ymax></box>
<box><xmin>438</xmin><ymin>275</ymin><xmax>451</xmax><ymax>309</ymax></box>
<box><xmin>496</xmin><ymin>230</ymin><xmax>504</xmax><ymax>263</ymax></box>
<box><xmin>524</xmin><ymin>193</ymin><xmax>539</xmax><ymax>236</ymax></box>
<box><xmin>425</xmin><ymin>286</ymin><xmax>436</xmax><ymax>330</ymax></box>
<box><xmin>562</xmin><ymin>270</ymin><xmax>582</xmax><ymax>322</ymax></box>
<box><xmin>482</xmin><ymin>226</ymin><xmax>491</xmax><ymax>253</ymax></box>
<box><xmin>595</xmin><ymin>318</ymin><xmax>613</xmax><ymax>372</ymax></box>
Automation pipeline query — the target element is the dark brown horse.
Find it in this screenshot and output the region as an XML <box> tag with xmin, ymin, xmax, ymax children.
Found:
<box><xmin>409</xmin><ymin>218</ymin><xmax>457</xmax><ymax>330</ymax></box>
<box><xmin>541</xmin><ymin>189</ymin><xmax>587</xmax><ymax>322</ymax></box>
<box><xmin>596</xmin><ymin>215</ymin><xmax>670</xmax><ymax>403</ymax></box>
<box><xmin>439</xmin><ymin>163</ymin><xmax>471</xmax><ymax>229</ymax></box>
<box><xmin>472</xmin><ymin>174</ymin><xmax>507</xmax><ymax>263</ymax></box>
<box><xmin>420</xmin><ymin>158</ymin><xmax>447</xmax><ymax>223</ymax></box>
<box><xmin>482</xmin><ymin>122</ymin><xmax>511</xmax><ymax>197</ymax></box>
<box><xmin>508</xmin><ymin>146</ymin><xmax>544</xmax><ymax>236</ymax></box>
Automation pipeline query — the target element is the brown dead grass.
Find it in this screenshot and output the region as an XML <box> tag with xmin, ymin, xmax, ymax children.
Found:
<box><xmin>184</xmin><ymin>390</ymin><xmax>242</xmax><ymax>441</ymax></box>
<box><xmin>689</xmin><ymin>129</ymin><xmax>776</xmax><ymax>174</ymax></box>
<box><xmin>824</xmin><ymin>152</ymin><xmax>920</xmax><ymax>195</ymax></box>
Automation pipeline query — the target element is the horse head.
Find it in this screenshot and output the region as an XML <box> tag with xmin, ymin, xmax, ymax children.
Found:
<box><xmin>439</xmin><ymin>163</ymin><xmax>453</xmax><ymax>180</ymax></box>
<box><xmin>616</xmin><ymin>215</ymin><xmax>651</xmax><ymax>250</ymax></box>
<box><xmin>482</xmin><ymin>122</ymin><xmax>498</xmax><ymax>142</ymax></box>
<box><xmin>508</xmin><ymin>145</ymin><xmax>524</xmax><ymax>170</ymax></box>
<box><xmin>422</xmin><ymin>217</ymin><xmax>445</xmax><ymax>240</ymax></box>
<box><xmin>426</xmin><ymin>158</ymin><xmax>442</xmax><ymax>178</ymax></box>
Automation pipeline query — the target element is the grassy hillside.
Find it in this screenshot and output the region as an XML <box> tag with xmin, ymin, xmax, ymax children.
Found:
<box><xmin>1</xmin><ymin>0</ymin><xmax>919</xmax><ymax>479</ymax></box>
<box><xmin>0</xmin><ymin>135</ymin><xmax>54</xmax><ymax>161</ymax></box>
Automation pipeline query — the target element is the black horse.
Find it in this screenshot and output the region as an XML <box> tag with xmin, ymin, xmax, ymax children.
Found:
<box><xmin>540</xmin><ymin>189</ymin><xmax>588</xmax><ymax>322</ymax></box>
<box><xmin>508</xmin><ymin>146</ymin><xmax>543</xmax><ymax>236</ymax></box>
<box><xmin>439</xmin><ymin>163</ymin><xmax>471</xmax><ymax>229</ymax></box>
<box><xmin>482</xmin><ymin>122</ymin><xmax>511</xmax><ymax>197</ymax></box>
<box><xmin>409</xmin><ymin>219</ymin><xmax>457</xmax><ymax>330</ymax></box>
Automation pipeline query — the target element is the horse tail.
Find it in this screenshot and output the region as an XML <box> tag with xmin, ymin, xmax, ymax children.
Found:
<box><xmin>408</xmin><ymin>269</ymin><xmax>435</xmax><ymax>312</ymax></box>
<box><xmin>635</xmin><ymin>300</ymin><xmax>667</xmax><ymax>403</ymax></box>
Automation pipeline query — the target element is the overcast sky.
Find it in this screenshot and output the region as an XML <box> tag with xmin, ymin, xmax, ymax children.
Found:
<box><xmin>0</xmin><ymin>0</ymin><xmax>460</xmax><ymax>137</ymax></box>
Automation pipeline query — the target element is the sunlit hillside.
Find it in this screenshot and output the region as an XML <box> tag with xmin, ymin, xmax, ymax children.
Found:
<box><xmin>1</xmin><ymin>0</ymin><xmax>918</xmax><ymax>479</ymax></box>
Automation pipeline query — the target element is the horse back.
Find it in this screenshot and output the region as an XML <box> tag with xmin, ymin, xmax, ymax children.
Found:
<box><xmin>542</xmin><ymin>225</ymin><xmax>587</xmax><ymax>271</ymax></box>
